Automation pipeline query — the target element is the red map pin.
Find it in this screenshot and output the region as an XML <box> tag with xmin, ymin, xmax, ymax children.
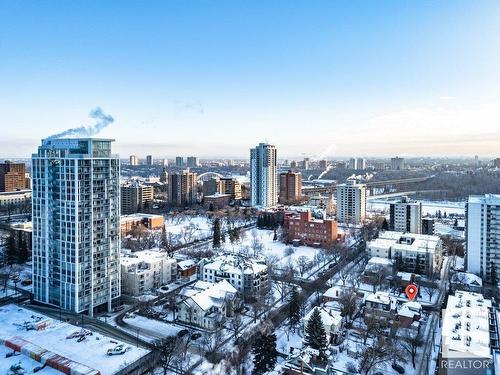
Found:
<box><xmin>405</xmin><ymin>284</ymin><xmax>418</xmax><ymax>301</ymax></box>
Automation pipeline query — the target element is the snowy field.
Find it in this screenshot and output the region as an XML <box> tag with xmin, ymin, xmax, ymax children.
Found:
<box><xmin>225</xmin><ymin>229</ymin><xmax>327</xmax><ymax>277</ymax></box>
<box><xmin>0</xmin><ymin>304</ymin><xmax>149</xmax><ymax>374</ymax></box>
<box><xmin>164</xmin><ymin>216</ymin><xmax>213</xmax><ymax>243</ymax></box>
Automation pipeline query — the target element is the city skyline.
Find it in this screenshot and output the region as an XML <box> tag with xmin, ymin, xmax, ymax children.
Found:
<box><xmin>1</xmin><ymin>1</ymin><xmax>500</xmax><ymax>158</ymax></box>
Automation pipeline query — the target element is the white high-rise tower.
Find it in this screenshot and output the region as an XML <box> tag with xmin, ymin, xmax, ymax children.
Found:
<box><xmin>32</xmin><ymin>138</ymin><xmax>121</xmax><ymax>315</ymax></box>
<box><xmin>250</xmin><ymin>143</ymin><xmax>277</xmax><ymax>207</ymax></box>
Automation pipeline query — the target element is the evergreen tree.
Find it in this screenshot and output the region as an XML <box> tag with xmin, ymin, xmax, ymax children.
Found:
<box><xmin>5</xmin><ymin>233</ymin><xmax>17</xmax><ymax>265</ymax></box>
<box><xmin>252</xmin><ymin>332</ymin><xmax>278</xmax><ymax>375</ymax></box>
<box><xmin>491</xmin><ymin>262</ymin><xmax>498</xmax><ymax>286</ymax></box>
<box><xmin>18</xmin><ymin>238</ymin><xmax>28</xmax><ymax>263</ymax></box>
<box><xmin>288</xmin><ymin>288</ymin><xmax>302</xmax><ymax>331</ymax></box>
<box><xmin>273</xmin><ymin>228</ymin><xmax>278</xmax><ymax>241</ymax></box>
<box><xmin>304</xmin><ymin>307</ymin><xmax>327</xmax><ymax>356</ymax></box>
<box><xmin>213</xmin><ymin>218</ymin><xmax>221</xmax><ymax>248</ymax></box>
<box><xmin>382</xmin><ymin>218</ymin><xmax>389</xmax><ymax>231</ymax></box>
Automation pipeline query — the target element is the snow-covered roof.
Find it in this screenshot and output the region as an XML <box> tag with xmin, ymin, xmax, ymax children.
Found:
<box><xmin>201</xmin><ymin>254</ymin><xmax>267</xmax><ymax>276</ymax></box>
<box><xmin>367</xmin><ymin>231</ymin><xmax>441</xmax><ymax>254</ymax></box>
<box><xmin>365</xmin><ymin>291</ymin><xmax>394</xmax><ymax>307</ymax></box>
<box><xmin>177</xmin><ymin>259</ymin><xmax>197</xmax><ymax>270</ymax></box>
<box><xmin>121</xmin><ymin>248</ymin><xmax>172</xmax><ymax>266</ymax></box>
<box><xmin>367</xmin><ymin>256</ymin><xmax>394</xmax><ymax>266</ymax></box>
<box><xmin>0</xmin><ymin>305</ymin><xmax>149</xmax><ymax>374</ymax></box>
<box><xmin>442</xmin><ymin>291</ymin><xmax>492</xmax><ymax>359</ymax></box>
<box><xmin>187</xmin><ymin>280</ymin><xmax>237</xmax><ymax>311</ymax></box>
<box><xmin>398</xmin><ymin>301</ymin><xmax>422</xmax><ymax>318</ymax></box>
<box><xmin>303</xmin><ymin>306</ymin><xmax>342</xmax><ymax>328</ymax></box>
<box><xmin>397</xmin><ymin>271</ymin><xmax>414</xmax><ymax>281</ymax></box>
<box><xmin>120</xmin><ymin>213</ymin><xmax>163</xmax><ymax>221</ymax></box>
<box><xmin>451</xmin><ymin>272</ymin><xmax>483</xmax><ymax>287</ymax></box>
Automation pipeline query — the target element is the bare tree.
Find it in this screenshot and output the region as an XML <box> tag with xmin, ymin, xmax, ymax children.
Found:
<box><xmin>297</xmin><ymin>256</ymin><xmax>311</xmax><ymax>278</ymax></box>
<box><xmin>401</xmin><ymin>330</ymin><xmax>423</xmax><ymax>369</ymax></box>
<box><xmin>152</xmin><ymin>336</ymin><xmax>181</xmax><ymax>375</ymax></box>
<box><xmin>338</xmin><ymin>287</ymin><xmax>358</xmax><ymax>324</ymax></box>
<box><xmin>358</xmin><ymin>336</ymin><xmax>394</xmax><ymax>375</ymax></box>
<box><xmin>229</xmin><ymin>313</ymin><xmax>244</xmax><ymax>342</ymax></box>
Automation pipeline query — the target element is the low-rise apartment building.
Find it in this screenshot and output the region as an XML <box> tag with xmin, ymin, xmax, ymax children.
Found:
<box><xmin>121</xmin><ymin>249</ymin><xmax>177</xmax><ymax>296</ymax></box>
<box><xmin>367</xmin><ymin>231</ymin><xmax>442</xmax><ymax>275</ymax></box>
<box><xmin>284</xmin><ymin>210</ymin><xmax>341</xmax><ymax>247</ymax></box>
<box><xmin>198</xmin><ymin>254</ymin><xmax>269</xmax><ymax>298</ymax></box>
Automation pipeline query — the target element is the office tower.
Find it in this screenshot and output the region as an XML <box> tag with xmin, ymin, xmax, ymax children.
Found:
<box><xmin>466</xmin><ymin>194</ymin><xmax>500</xmax><ymax>281</ymax></box>
<box><xmin>279</xmin><ymin>170</ymin><xmax>302</xmax><ymax>204</ymax></box>
<box><xmin>356</xmin><ymin>158</ymin><xmax>366</xmax><ymax>170</ymax></box>
<box><xmin>389</xmin><ymin>196</ymin><xmax>422</xmax><ymax>234</ymax></box>
<box><xmin>319</xmin><ymin>160</ymin><xmax>327</xmax><ymax>169</ymax></box>
<box><xmin>302</xmin><ymin>158</ymin><xmax>310</xmax><ymax>170</ymax></box>
<box><xmin>391</xmin><ymin>157</ymin><xmax>405</xmax><ymax>170</ymax></box>
<box><xmin>219</xmin><ymin>177</ymin><xmax>242</xmax><ymax>200</ymax></box>
<box><xmin>146</xmin><ymin>155</ymin><xmax>153</xmax><ymax>166</ymax></box>
<box><xmin>175</xmin><ymin>156</ymin><xmax>184</xmax><ymax>168</ymax></box>
<box><xmin>250</xmin><ymin>143</ymin><xmax>277</xmax><ymax>207</ymax></box>
<box><xmin>161</xmin><ymin>159</ymin><xmax>169</xmax><ymax>167</ymax></box>
<box><xmin>129</xmin><ymin>155</ymin><xmax>139</xmax><ymax>166</ymax></box>
<box><xmin>0</xmin><ymin>161</ymin><xmax>27</xmax><ymax>192</ymax></box>
<box><xmin>336</xmin><ymin>180</ymin><xmax>367</xmax><ymax>224</ymax></box>
<box><xmin>186</xmin><ymin>156</ymin><xmax>199</xmax><ymax>168</ymax></box>
<box><xmin>32</xmin><ymin>138</ymin><xmax>120</xmax><ymax>315</ymax></box>
<box><xmin>349</xmin><ymin>158</ymin><xmax>357</xmax><ymax>170</ymax></box>
<box><xmin>121</xmin><ymin>181</ymin><xmax>154</xmax><ymax>214</ymax></box>
<box><xmin>168</xmin><ymin>170</ymin><xmax>197</xmax><ymax>206</ymax></box>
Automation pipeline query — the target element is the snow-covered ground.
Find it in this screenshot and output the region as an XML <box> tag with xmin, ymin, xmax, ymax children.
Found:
<box><xmin>123</xmin><ymin>315</ymin><xmax>182</xmax><ymax>340</ymax></box>
<box><xmin>0</xmin><ymin>304</ymin><xmax>149</xmax><ymax>374</ymax></box>
<box><xmin>226</xmin><ymin>229</ymin><xmax>328</xmax><ymax>277</ymax></box>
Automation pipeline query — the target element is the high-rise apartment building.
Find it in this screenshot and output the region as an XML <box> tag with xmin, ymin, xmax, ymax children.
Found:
<box><xmin>250</xmin><ymin>143</ymin><xmax>277</xmax><ymax>207</ymax></box>
<box><xmin>279</xmin><ymin>170</ymin><xmax>302</xmax><ymax>204</ymax></box>
<box><xmin>219</xmin><ymin>177</ymin><xmax>242</xmax><ymax>200</ymax></box>
<box><xmin>186</xmin><ymin>156</ymin><xmax>199</xmax><ymax>168</ymax></box>
<box><xmin>168</xmin><ymin>170</ymin><xmax>197</xmax><ymax>206</ymax></box>
<box><xmin>349</xmin><ymin>158</ymin><xmax>357</xmax><ymax>170</ymax></box>
<box><xmin>175</xmin><ymin>156</ymin><xmax>184</xmax><ymax>168</ymax></box>
<box><xmin>32</xmin><ymin>138</ymin><xmax>120</xmax><ymax>315</ymax></box>
<box><xmin>356</xmin><ymin>158</ymin><xmax>366</xmax><ymax>170</ymax></box>
<box><xmin>302</xmin><ymin>158</ymin><xmax>310</xmax><ymax>170</ymax></box>
<box><xmin>146</xmin><ymin>155</ymin><xmax>153</xmax><ymax>166</ymax></box>
<box><xmin>121</xmin><ymin>181</ymin><xmax>154</xmax><ymax>214</ymax></box>
<box><xmin>336</xmin><ymin>181</ymin><xmax>366</xmax><ymax>224</ymax></box>
<box><xmin>0</xmin><ymin>161</ymin><xmax>27</xmax><ymax>192</ymax></box>
<box><xmin>129</xmin><ymin>155</ymin><xmax>139</xmax><ymax>166</ymax></box>
<box><xmin>466</xmin><ymin>194</ymin><xmax>500</xmax><ymax>281</ymax></box>
<box><xmin>391</xmin><ymin>157</ymin><xmax>405</xmax><ymax>170</ymax></box>
<box><xmin>389</xmin><ymin>196</ymin><xmax>422</xmax><ymax>234</ymax></box>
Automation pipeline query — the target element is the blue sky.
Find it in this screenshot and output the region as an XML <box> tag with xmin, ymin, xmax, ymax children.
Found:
<box><xmin>1</xmin><ymin>1</ymin><xmax>499</xmax><ymax>158</ymax></box>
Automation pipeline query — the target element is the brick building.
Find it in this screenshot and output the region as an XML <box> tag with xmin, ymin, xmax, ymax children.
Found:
<box><xmin>0</xmin><ymin>161</ymin><xmax>27</xmax><ymax>192</ymax></box>
<box><xmin>284</xmin><ymin>211</ymin><xmax>341</xmax><ymax>247</ymax></box>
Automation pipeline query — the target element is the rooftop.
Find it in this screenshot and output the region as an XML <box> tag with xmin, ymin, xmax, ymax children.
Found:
<box><xmin>442</xmin><ymin>291</ymin><xmax>492</xmax><ymax>359</ymax></box>
<box><xmin>368</xmin><ymin>231</ymin><xmax>441</xmax><ymax>253</ymax></box>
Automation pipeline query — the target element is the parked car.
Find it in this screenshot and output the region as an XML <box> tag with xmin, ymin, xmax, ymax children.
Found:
<box><xmin>392</xmin><ymin>363</ymin><xmax>405</xmax><ymax>374</ymax></box>
<box><xmin>107</xmin><ymin>344</ymin><xmax>127</xmax><ymax>356</ymax></box>
<box><xmin>21</xmin><ymin>279</ymin><xmax>32</xmax><ymax>286</ymax></box>
<box><xmin>177</xmin><ymin>329</ymin><xmax>189</xmax><ymax>337</ymax></box>
<box><xmin>191</xmin><ymin>333</ymin><xmax>202</xmax><ymax>340</ymax></box>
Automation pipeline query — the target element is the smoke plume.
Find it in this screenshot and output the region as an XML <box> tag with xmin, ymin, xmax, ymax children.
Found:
<box><xmin>47</xmin><ymin>107</ymin><xmax>114</xmax><ymax>140</ymax></box>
